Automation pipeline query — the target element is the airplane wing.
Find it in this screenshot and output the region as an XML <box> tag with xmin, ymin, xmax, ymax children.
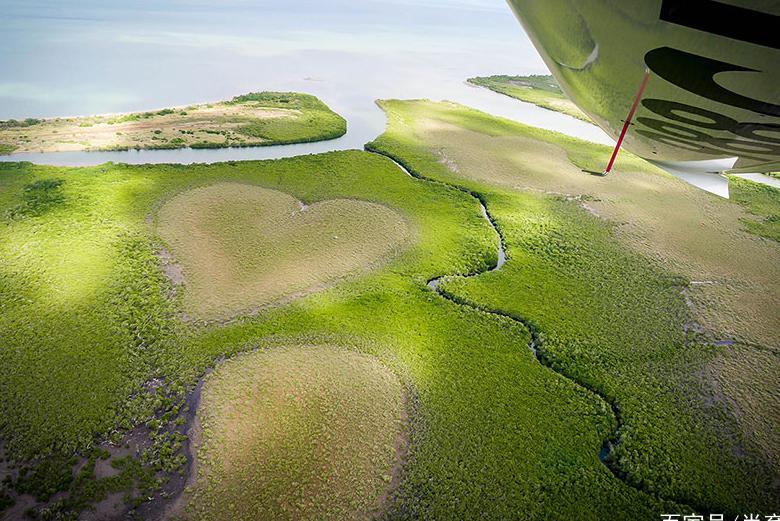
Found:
<box><xmin>506</xmin><ymin>0</ymin><xmax>780</xmax><ymax>173</ymax></box>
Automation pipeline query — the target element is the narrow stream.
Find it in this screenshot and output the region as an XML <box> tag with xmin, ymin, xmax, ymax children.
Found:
<box><xmin>366</xmin><ymin>146</ymin><xmax>709</xmax><ymax>514</ymax></box>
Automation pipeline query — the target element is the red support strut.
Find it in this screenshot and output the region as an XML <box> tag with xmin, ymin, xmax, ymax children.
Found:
<box><xmin>603</xmin><ymin>69</ymin><xmax>651</xmax><ymax>175</ymax></box>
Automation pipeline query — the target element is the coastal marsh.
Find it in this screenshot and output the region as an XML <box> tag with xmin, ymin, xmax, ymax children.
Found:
<box><xmin>0</xmin><ymin>92</ymin><xmax>346</xmax><ymax>155</ymax></box>
<box><xmin>367</xmin><ymin>99</ymin><xmax>780</xmax><ymax>514</ymax></box>
<box><xmin>727</xmin><ymin>174</ymin><xmax>780</xmax><ymax>243</ymax></box>
<box><xmin>0</xmin><ymin>148</ymin><xmax>664</xmax><ymax>520</ymax></box>
<box><xmin>0</xmin><ymin>95</ymin><xmax>777</xmax><ymax>519</ymax></box>
<box><xmin>468</xmin><ymin>75</ymin><xmax>590</xmax><ymax>121</ymax></box>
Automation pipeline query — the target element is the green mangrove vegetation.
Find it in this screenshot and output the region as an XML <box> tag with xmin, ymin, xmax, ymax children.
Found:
<box><xmin>0</xmin><ymin>148</ymin><xmax>662</xmax><ymax>520</ymax></box>
<box><xmin>0</xmin><ymin>92</ymin><xmax>346</xmax><ymax>155</ymax></box>
<box><xmin>0</xmin><ymin>97</ymin><xmax>777</xmax><ymax>519</ymax></box>
<box><xmin>468</xmin><ymin>74</ymin><xmax>590</xmax><ymax>121</ymax></box>
<box><xmin>366</xmin><ymin>99</ymin><xmax>779</xmax><ymax>515</ymax></box>
<box><xmin>727</xmin><ymin>175</ymin><xmax>780</xmax><ymax>242</ymax></box>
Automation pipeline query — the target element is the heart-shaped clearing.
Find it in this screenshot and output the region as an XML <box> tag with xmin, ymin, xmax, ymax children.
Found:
<box><xmin>185</xmin><ymin>345</ymin><xmax>407</xmax><ymax>520</ymax></box>
<box><xmin>156</xmin><ymin>182</ymin><xmax>409</xmax><ymax>320</ymax></box>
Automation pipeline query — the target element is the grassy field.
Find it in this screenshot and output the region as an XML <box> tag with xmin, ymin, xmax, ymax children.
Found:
<box><xmin>185</xmin><ymin>345</ymin><xmax>407</xmax><ymax>521</ymax></box>
<box><xmin>366</xmin><ymin>99</ymin><xmax>779</xmax><ymax>514</ymax></box>
<box><xmin>0</xmin><ymin>92</ymin><xmax>346</xmax><ymax>154</ymax></box>
<box><xmin>727</xmin><ymin>175</ymin><xmax>780</xmax><ymax>242</ymax></box>
<box><xmin>156</xmin><ymin>183</ymin><xmax>409</xmax><ymax>321</ymax></box>
<box><xmin>468</xmin><ymin>75</ymin><xmax>590</xmax><ymax>121</ymax></box>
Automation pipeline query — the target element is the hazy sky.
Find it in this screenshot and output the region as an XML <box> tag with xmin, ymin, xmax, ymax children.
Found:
<box><xmin>0</xmin><ymin>0</ymin><xmax>545</xmax><ymax>118</ymax></box>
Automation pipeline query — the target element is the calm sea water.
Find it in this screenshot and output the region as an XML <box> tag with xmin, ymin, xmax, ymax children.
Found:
<box><xmin>1</xmin><ymin>0</ymin><xmax>548</xmax><ymax>117</ymax></box>
<box><xmin>0</xmin><ymin>0</ymin><xmax>611</xmax><ymax>163</ymax></box>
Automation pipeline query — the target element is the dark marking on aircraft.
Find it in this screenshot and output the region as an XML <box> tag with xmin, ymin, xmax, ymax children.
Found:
<box><xmin>644</xmin><ymin>47</ymin><xmax>780</xmax><ymax>117</ymax></box>
<box><xmin>638</xmin><ymin>98</ymin><xmax>780</xmax><ymax>159</ymax></box>
<box><xmin>641</xmin><ymin>41</ymin><xmax>780</xmax><ymax>161</ymax></box>
<box><xmin>634</xmin><ymin>0</ymin><xmax>780</xmax><ymax>164</ymax></box>
<box><xmin>642</xmin><ymin>99</ymin><xmax>780</xmax><ymax>144</ymax></box>
<box><xmin>660</xmin><ymin>0</ymin><xmax>779</xmax><ymax>50</ymax></box>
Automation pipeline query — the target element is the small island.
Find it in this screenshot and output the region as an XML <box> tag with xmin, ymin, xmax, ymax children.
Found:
<box><xmin>468</xmin><ymin>74</ymin><xmax>590</xmax><ymax>122</ymax></box>
<box><xmin>0</xmin><ymin>91</ymin><xmax>346</xmax><ymax>155</ymax></box>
